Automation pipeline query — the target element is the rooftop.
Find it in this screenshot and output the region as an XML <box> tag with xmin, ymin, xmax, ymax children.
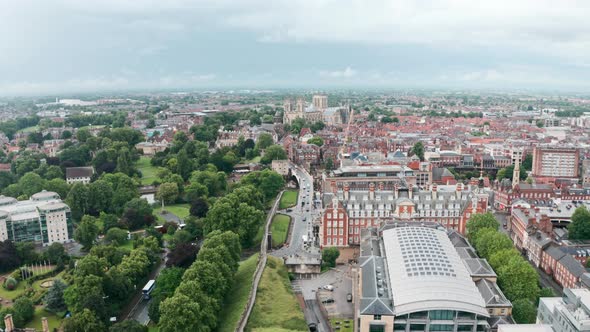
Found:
<box><xmin>382</xmin><ymin>226</ymin><xmax>489</xmax><ymax>316</ymax></box>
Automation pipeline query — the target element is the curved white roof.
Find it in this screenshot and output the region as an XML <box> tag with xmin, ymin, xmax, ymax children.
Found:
<box><xmin>382</xmin><ymin>226</ymin><xmax>489</xmax><ymax>316</ymax></box>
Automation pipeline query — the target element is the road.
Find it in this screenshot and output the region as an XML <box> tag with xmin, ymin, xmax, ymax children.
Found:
<box><xmin>127</xmin><ymin>246</ymin><xmax>169</xmax><ymax>325</ymax></box>
<box><xmin>271</xmin><ymin>164</ymin><xmax>321</xmax><ymax>259</ymax></box>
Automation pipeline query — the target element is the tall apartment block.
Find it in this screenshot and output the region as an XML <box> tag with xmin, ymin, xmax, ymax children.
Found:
<box><xmin>532</xmin><ymin>146</ymin><xmax>580</xmax><ymax>179</ymax></box>
<box><xmin>0</xmin><ymin>191</ymin><xmax>73</xmax><ymax>246</ymax></box>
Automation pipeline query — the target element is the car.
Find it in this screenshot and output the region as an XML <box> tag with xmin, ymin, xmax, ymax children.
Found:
<box><xmin>303</xmin><ymin>217</ymin><xmax>307</xmax><ymax>222</ymax></box>
<box><xmin>347</xmin><ymin>293</ymin><xmax>353</xmax><ymax>302</ymax></box>
<box><xmin>321</xmin><ymin>298</ymin><xmax>335</xmax><ymax>304</ymax></box>
<box><xmin>308</xmin><ymin>323</ymin><xmax>317</xmax><ymax>332</ymax></box>
<box><xmin>306</xmin><ymin>209</ymin><xmax>310</xmax><ymax>212</ymax></box>
<box><xmin>323</xmin><ymin>285</ymin><xmax>334</xmax><ymax>291</ymax></box>
<box><xmin>503</xmin><ymin>224</ymin><xmax>507</xmax><ymax>229</ymax></box>
<box><xmin>286</xmin><ymin>209</ymin><xmax>292</xmax><ymax>212</ymax></box>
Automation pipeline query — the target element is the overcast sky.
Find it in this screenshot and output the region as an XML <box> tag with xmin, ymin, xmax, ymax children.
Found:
<box><xmin>1</xmin><ymin>0</ymin><xmax>590</xmax><ymax>96</ymax></box>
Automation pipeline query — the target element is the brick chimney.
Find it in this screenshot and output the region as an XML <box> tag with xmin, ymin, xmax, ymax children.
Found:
<box><xmin>4</xmin><ymin>314</ymin><xmax>14</xmax><ymax>332</ymax></box>
<box><xmin>344</xmin><ymin>183</ymin><xmax>350</xmax><ymax>201</ymax></box>
<box><xmin>369</xmin><ymin>183</ymin><xmax>375</xmax><ymax>200</ymax></box>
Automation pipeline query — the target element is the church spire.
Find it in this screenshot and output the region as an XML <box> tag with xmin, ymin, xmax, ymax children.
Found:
<box><xmin>512</xmin><ymin>154</ymin><xmax>521</xmax><ymax>189</ymax></box>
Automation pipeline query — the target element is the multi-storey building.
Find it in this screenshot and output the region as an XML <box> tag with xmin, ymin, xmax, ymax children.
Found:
<box><xmin>357</xmin><ymin>225</ymin><xmax>511</xmax><ymax>332</ymax></box>
<box><xmin>537</xmin><ymin>288</ymin><xmax>590</xmax><ymax>332</ymax></box>
<box><xmin>532</xmin><ymin>146</ymin><xmax>580</xmax><ymax>179</ymax></box>
<box><xmin>320</xmin><ymin>182</ymin><xmax>488</xmax><ymax>247</ymax></box>
<box><xmin>0</xmin><ymin>191</ymin><xmax>73</xmax><ymax>246</ymax></box>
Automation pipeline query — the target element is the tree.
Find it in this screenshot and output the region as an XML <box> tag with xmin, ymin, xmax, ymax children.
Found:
<box><xmin>239</xmin><ymin>170</ymin><xmax>285</xmax><ymax>201</ymax></box>
<box><xmin>63</xmin><ymin>275</ymin><xmax>106</xmax><ymax>318</ymax></box>
<box><xmin>512</xmin><ymin>299</ymin><xmax>537</xmax><ymax>323</ymax></box>
<box><xmin>74</xmin><ymin>254</ymin><xmax>108</xmax><ymax>278</ymax></box>
<box><xmin>166</xmin><ymin>242</ymin><xmax>199</xmax><ymax>268</ymax></box>
<box><xmin>63</xmin><ymin>309</ymin><xmax>105</xmax><ymax>332</ymax></box>
<box><xmin>307</xmin><ymin>136</ymin><xmax>324</xmax><ymax>147</ymax></box>
<box><xmin>325</xmin><ymin>157</ymin><xmax>334</xmax><ymax>171</ymax></box>
<box><xmin>522</xmin><ymin>154</ymin><xmax>533</xmax><ymax>171</ymax></box>
<box><xmin>87</xmin><ymin>180</ymin><xmax>114</xmax><ymax>215</ymax></box>
<box><xmin>66</xmin><ymin>183</ymin><xmax>89</xmax><ymax>221</ymax></box>
<box><xmin>310</xmin><ymin>121</ymin><xmax>325</xmax><ymax>132</ymax></box>
<box><xmin>0</xmin><ymin>240</ymin><xmax>21</xmax><ymax>273</ymax></box>
<box><xmin>105</xmin><ymin>227</ymin><xmax>128</xmax><ymax>245</ymax></box>
<box><xmin>110</xmin><ymin>320</ymin><xmax>148</xmax><ymax>332</ymax></box>
<box><xmin>44</xmin><ymin>178</ymin><xmax>70</xmax><ymax>198</ymax></box>
<box><xmin>157</xmin><ymin>182</ymin><xmax>179</xmax><ymax>206</ymax></box>
<box><xmin>474</xmin><ymin>229</ymin><xmax>513</xmax><ymax>259</ymax></box>
<box><xmin>182</xmin><ymin>260</ymin><xmax>226</xmax><ymax>299</ymax></box>
<box><xmin>44</xmin><ymin>279</ymin><xmax>68</xmax><ymax>312</ymax></box>
<box><xmin>568</xmin><ymin>206</ymin><xmax>590</xmax><ymax>240</ymax></box>
<box><xmin>465</xmin><ymin>213</ymin><xmax>499</xmax><ymax>242</ymax></box>
<box><xmin>255</xmin><ymin>133</ymin><xmax>274</xmax><ymax>150</ymax></box>
<box><xmin>121</xmin><ymin>198</ymin><xmax>155</xmax><ymax>230</ymax></box>
<box><xmin>76</xmin><ymin>128</ymin><xmax>92</xmax><ymax>142</ymax></box>
<box><xmin>74</xmin><ymin>215</ymin><xmax>99</xmax><ymax>250</ymax></box>
<box><xmin>260</xmin><ymin>145</ymin><xmax>287</xmax><ymax>164</ymax></box>
<box><xmin>205</xmin><ymin>198</ymin><xmax>264</xmax><ymax>247</ymax></box>
<box><xmin>12</xmin><ymin>297</ymin><xmax>35</xmax><ymax>326</ymax></box>
<box><xmin>159</xmin><ymin>294</ymin><xmax>209</xmax><ymax>332</ymax></box>
<box><xmin>119</xmin><ymin>249</ymin><xmax>151</xmax><ymax>283</ymax></box>
<box><xmin>45</xmin><ymin>165</ymin><xmax>64</xmax><ymax>180</ymax></box>
<box><xmin>16</xmin><ymin>241</ymin><xmax>38</xmax><ymax>264</ymax></box>
<box><xmin>322</xmin><ymin>247</ymin><xmax>340</xmax><ymax>268</ymax></box>
<box><xmin>497</xmin><ymin>165</ymin><xmax>526</xmax><ymax>181</ymax></box>
<box><xmin>189</xmin><ymin>169</ymin><xmax>226</xmax><ymax>197</ymax></box>
<box><xmin>410</xmin><ymin>141</ymin><xmax>425</xmax><ymax>161</ymax></box>
<box><xmin>489</xmin><ymin>248</ymin><xmax>520</xmax><ymax>270</ymax></box>
<box><xmin>18</xmin><ymin>172</ymin><xmax>45</xmax><ymax>197</ymax></box>
<box><xmin>189</xmin><ymin>197</ymin><xmax>209</xmax><ymax>218</ymax></box>
<box><xmin>44</xmin><ymin>242</ymin><xmax>68</xmax><ymax>265</ymax></box>
<box><xmin>497</xmin><ymin>259</ymin><xmax>540</xmax><ymax>302</ymax></box>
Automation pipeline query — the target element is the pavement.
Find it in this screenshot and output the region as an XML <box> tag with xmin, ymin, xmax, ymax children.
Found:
<box><xmin>159</xmin><ymin>210</ymin><xmax>181</xmax><ymax>224</ymax></box>
<box><xmin>295</xmin><ymin>265</ymin><xmax>354</xmax><ymax>318</ymax></box>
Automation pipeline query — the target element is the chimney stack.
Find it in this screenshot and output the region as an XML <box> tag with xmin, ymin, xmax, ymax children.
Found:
<box><xmin>4</xmin><ymin>314</ymin><xmax>14</xmax><ymax>332</ymax></box>
<box><xmin>394</xmin><ymin>183</ymin><xmax>399</xmax><ymax>199</ymax></box>
<box><xmin>369</xmin><ymin>183</ymin><xmax>375</xmax><ymax>200</ymax></box>
<box><xmin>408</xmin><ymin>184</ymin><xmax>414</xmax><ymax>200</ymax></box>
<box><xmin>432</xmin><ymin>184</ymin><xmax>438</xmax><ymax>200</ymax></box>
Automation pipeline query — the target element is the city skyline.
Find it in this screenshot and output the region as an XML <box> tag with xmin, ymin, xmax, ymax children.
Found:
<box><xmin>2</xmin><ymin>0</ymin><xmax>590</xmax><ymax>96</ymax></box>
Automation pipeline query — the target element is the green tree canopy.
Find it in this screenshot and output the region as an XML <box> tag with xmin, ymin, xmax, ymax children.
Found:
<box><xmin>260</xmin><ymin>145</ymin><xmax>287</xmax><ymax>164</ymax></box>
<box><xmin>322</xmin><ymin>247</ymin><xmax>340</xmax><ymax>268</ymax></box>
<box><xmin>465</xmin><ymin>212</ymin><xmax>500</xmax><ymax>242</ymax></box>
<box><xmin>512</xmin><ymin>299</ymin><xmax>537</xmax><ymax>323</ymax></box>
<box><xmin>568</xmin><ymin>206</ymin><xmax>590</xmax><ymax>240</ymax></box>
<box><xmin>74</xmin><ymin>215</ymin><xmax>99</xmax><ymax>250</ymax></box>
<box><xmin>410</xmin><ymin>141</ymin><xmax>425</xmax><ymax>161</ymax></box>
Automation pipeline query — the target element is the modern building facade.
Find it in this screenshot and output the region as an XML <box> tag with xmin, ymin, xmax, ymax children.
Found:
<box><xmin>532</xmin><ymin>146</ymin><xmax>580</xmax><ymax>179</ymax></box>
<box><xmin>357</xmin><ymin>225</ymin><xmax>511</xmax><ymax>332</ymax></box>
<box><xmin>0</xmin><ymin>191</ymin><xmax>73</xmax><ymax>246</ymax></box>
<box><xmin>537</xmin><ymin>288</ymin><xmax>590</xmax><ymax>332</ymax></box>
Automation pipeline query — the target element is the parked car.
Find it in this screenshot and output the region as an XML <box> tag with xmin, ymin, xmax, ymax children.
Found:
<box><xmin>347</xmin><ymin>293</ymin><xmax>353</xmax><ymax>302</ymax></box>
<box><xmin>308</xmin><ymin>323</ymin><xmax>317</xmax><ymax>332</ymax></box>
<box><xmin>323</xmin><ymin>285</ymin><xmax>334</xmax><ymax>291</ymax></box>
<box><xmin>321</xmin><ymin>298</ymin><xmax>335</xmax><ymax>304</ymax></box>
<box><xmin>286</xmin><ymin>209</ymin><xmax>292</xmax><ymax>212</ymax></box>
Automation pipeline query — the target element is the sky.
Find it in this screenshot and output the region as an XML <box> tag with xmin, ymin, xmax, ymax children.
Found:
<box><xmin>1</xmin><ymin>0</ymin><xmax>590</xmax><ymax>96</ymax></box>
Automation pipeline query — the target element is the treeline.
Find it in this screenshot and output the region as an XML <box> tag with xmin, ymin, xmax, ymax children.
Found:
<box><xmin>158</xmin><ymin>231</ymin><xmax>241</xmax><ymax>332</ymax></box>
<box><xmin>60</xmin><ymin>236</ymin><xmax>162</xmax><ymax>331</ymax></box>
<box><xmin>466</xmin><ymin>213</ymin><xmax>553</xmax><ymax>323</ymax></box>
<box><xmin>0</xmin><ymin>115</ymin><xmax>40</xmax><ymax>139</ymax></box>
<box><xmin>425</xmin><ymin>110</ymin><xmax>484</xmax><ymax>118</ymax></box>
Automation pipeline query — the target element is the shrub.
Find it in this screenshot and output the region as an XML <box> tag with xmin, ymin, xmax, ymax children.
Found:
<box><xmin>4</xmin><ymin>277</ymin><xmax>18</xmax><ymax>290</ymax></box>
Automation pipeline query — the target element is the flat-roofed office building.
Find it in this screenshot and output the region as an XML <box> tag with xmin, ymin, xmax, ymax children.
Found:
<box><xmin>0</xmin><ymin>191</ymin><xmax>73</xmax><ymax>246</ymax></box>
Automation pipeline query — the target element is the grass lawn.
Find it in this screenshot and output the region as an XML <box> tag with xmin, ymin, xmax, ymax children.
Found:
<box><xmin>24</xmin><ymin>308</ymin><xmax>62</xmax><ymax>331</ymax></box>
<box><xmin>147</xmin><ymin>323</ymin><xmax>159</xmax><ymax>332</ymax></box>
<box><xmin>0</xmin><ymin>280</ymin><xmax>27</xmax><ymax>301</ymax></box>
<box><xmin>330</xmin><ymin>318</ymin><xmax>353</xmax><ymax>332</ymax></box>
<box><xmin>279</xmin><ymin>190</ymin><xmax>298</xmax><ymax>209</ymax></box>
<box><xmin>136</xmin><ymin>156</ymin><xmax>159</xmax><ymax>185</ymax></box>
<box><xmin>216</xmin><ymin>253</ymin><xmax>259</xmax><ymax>332</ymax></box>
<box><xmin>153</xmin><ymin>203</ymin><xmax>190</xmax><ymax>224</ymax></box>
<box><xmin>118</xmin><ymin>239</ymin><xmax>134</xmax><ymax>251</ymax></box>
<box><xmin>244</xmin><ymin>156</ymin><xmax>261</xmax><ymax>164</ymax></box>
<box><xmin>271</xmin><ymin>214</ymin><xmax>290</xmax><ymax>247</ymax></box>
<box><xmin>246</xmin><ymin>256</ymin><xmax>307</xmax><ymax>331</ymax></box>
<box><xmin>18</xmin><ymin>125</ymin><xmax>40</xmax><ymax>133</ymax></box>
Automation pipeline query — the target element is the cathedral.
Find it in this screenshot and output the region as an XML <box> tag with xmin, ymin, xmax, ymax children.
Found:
<box><xmin>283</xmin><ymin>95</ymin><xmax>347</xmax><ymax>126</ymax></box>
